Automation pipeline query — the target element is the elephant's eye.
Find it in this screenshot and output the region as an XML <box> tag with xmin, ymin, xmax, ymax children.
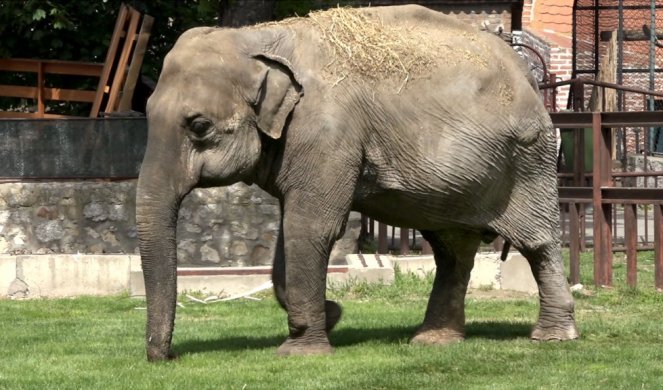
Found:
<box><xmin>189</xmin><ymin>117</ymin><xmax>214</xmax><ymax>137</ymax></box>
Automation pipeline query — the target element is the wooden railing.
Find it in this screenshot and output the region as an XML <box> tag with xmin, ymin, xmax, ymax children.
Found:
<box><xmin>0</xmin><ymin>3</ymin><xmax>153</xmax><ymax>118</ymax></box>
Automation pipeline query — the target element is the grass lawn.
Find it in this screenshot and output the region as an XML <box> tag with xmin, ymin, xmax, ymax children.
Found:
<box><xmin>0</xmin><ymin>251</ymin><xmax>662</xmax><ymax>389</ymax></box>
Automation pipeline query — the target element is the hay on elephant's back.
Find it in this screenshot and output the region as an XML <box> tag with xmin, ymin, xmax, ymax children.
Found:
<box><xmin>307</xmin><ymin>7</ymin><xmax>436</xmax><ymax>87</ymax></box>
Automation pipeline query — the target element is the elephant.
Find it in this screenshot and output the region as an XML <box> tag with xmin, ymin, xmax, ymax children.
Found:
<box><xmin>136</xmin><ymin>5</ymin><xmax>579</xmax><ymax>361</ymax></box>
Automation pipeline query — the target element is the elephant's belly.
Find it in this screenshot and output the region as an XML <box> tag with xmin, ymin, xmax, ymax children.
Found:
<box><xmin>351</xmin><ymin>186</ymin><xmax>498</xmax><ymax>231</ymax></box>
<box><xmin>351</xmin><ymin>165</ymin><xmax>512</xmax><ymax>231</ymax></box>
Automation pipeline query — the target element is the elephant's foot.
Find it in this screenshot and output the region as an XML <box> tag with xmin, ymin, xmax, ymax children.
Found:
<box><xmin>410</xmin><ymin>326</ymin><xmax>464</xmax><ymax>346</ymax></box>
<box><xmin>146</xmin><ymin>347</ymin><xmax>177</xmax><ymax>362</ymax></box>
<box><xmin>277</xmin><ymin>337</ymin><xmax>333</xmax><ymax>356</ymax></box>
<box><xmin>530</xmin><ymin>322</ymin><xmax>579</xmax><ymax>341</ymax></box>
<box><xmin>325</xmin><ymin>300</ymin><xmax>342</xmax><ymax>333</ymax></box>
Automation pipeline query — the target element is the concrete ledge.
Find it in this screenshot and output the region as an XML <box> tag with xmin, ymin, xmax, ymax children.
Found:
<box><xmin>0</xmin><ymin>251</ymin><xmax>538</xmax><ymax>299</ymax></box>
<box><xmin>391</xmin><ymin>252</ymin><xmax>538</xmax><ymax>294</ymax></box>
<box><xmin>1</xmin><ymin>254</ymin><xmax>132</xmax><ymax>298</ymax></box>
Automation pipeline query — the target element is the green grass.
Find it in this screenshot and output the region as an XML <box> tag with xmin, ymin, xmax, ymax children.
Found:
<box><xmin>1</xmin><ymin>256</ymin><xmax>662</xmax><ymax>390</ymax></box>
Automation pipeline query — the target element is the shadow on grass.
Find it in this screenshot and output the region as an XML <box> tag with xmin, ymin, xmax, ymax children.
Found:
<box><xmin>174</xmin><ymin>321</ymin><xmax>532</xmax><ymax>356</ymax></box>
<box><xmin>174</xmin><ymin>335</ymin><xmax>283</xmax><ymax>356</ymax></box>
<box><xmin>465</xmin><ymin>321</ymin><xmax>532</xmax><ymax>340</ymax></box>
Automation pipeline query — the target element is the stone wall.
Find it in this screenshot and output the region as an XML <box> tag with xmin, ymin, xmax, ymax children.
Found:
<box><xmin>626</xmin><ymin>154</ymin><xmax>663</xmax><ymax>188</ymax></box>
<box><xmin>0</xmin><ymin>181</ymin><xmax>359</xmax><ymax>267</ymax></box>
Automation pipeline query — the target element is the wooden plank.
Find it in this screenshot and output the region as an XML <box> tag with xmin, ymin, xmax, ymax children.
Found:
<box><xmin>0</xmin><ymin>111</ymin><xmax>38</xmax><ymax>118</ymax></box>
<box><xmin>118</xmin><ymin>13</ymin><xmax>154</xmax><ymax>111</ymax></box>
<box><xmin>0</xmin><ymin>59</ymin><xmax>103</xmax><ymax>76</ymax></box>
<box><xmin>0</xmin><ymin>86</ymin><xmax>95</xmax><ymax>102</ymax></box>
<box><xmin>105</xmin><ymin>7</ymin><xmax>141</xmax><ymax>113</ymax></box>
<box><xmin>0</xmin><ymin>58</ymin><xmax>41</xmax><ymax>72</ymax></box>
<box><xmin>624</xmin><ymin>204</ymin><xmax>638</xmax><ymax>288</ymax></box>
<box><xmin>91</xmin><ymin>3</ymin><xmax>130</xmax><ymax>117</ymax></box>
<box><xmin>0</xmin><ymin>85</ymin><xmax>38</xmax><ymax>99</ymax></box>
<box><xmin>43</xmin><ymin>88</ymin><xmax>97</xmax><ymax>103</ymax></box>
<box><xmin>42</xmin><ymin>61</ymin><xmax>104</xmax><ymax>77</ymax></box>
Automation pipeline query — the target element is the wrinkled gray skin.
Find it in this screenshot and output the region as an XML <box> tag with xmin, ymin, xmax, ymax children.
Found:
<box><xmin>137</xmin><ymin>5</ymin><xmax>579</xmax><ymax>361</ymax></box>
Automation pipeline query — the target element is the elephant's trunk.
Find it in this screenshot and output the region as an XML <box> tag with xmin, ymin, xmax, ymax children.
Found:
<box><xmin>136</xmin><ymin>156</ymin><xmax>188</xmax><ymax>361</ymax></box>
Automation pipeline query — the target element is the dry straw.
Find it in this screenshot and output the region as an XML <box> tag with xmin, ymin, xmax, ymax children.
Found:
<box><xmin>305</xmin><ymin>7</ymin><xmax>436</xmax><ymax>90</ymax></box>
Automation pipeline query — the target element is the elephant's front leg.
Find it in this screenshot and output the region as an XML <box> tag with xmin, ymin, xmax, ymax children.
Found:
<box><xmin>271</xmin><ymin>216</ymin><xmax>342</xmax><ymax>336</ymax></box>
<box><xmin>276</xmin><ymin>194</ymin><xmax>349</xmax><ymax>356</ymax></box>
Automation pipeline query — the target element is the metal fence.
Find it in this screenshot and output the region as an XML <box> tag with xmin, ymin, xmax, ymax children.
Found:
<box><xmin>362</xmin><ymin>111</ymin><xmax>663</xmax><ymax>291</ymax></box>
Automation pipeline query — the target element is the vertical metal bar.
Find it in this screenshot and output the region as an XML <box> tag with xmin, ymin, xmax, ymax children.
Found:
<box><xmin>572</xmin><ymin>1</ymin><xmax>577</xmax><ymax>80</ymax></box>
<box><xmin>593</xmin><ymin>112</ymin><xmax>613</xmax><ymax>287</ymax></box>
<box><xmin>569</xmin><ymin>202</ymin><xmax>581</xmax><ymax>285</ymax></box>
<box><xmin>399</xmin><ymin>227</ymin><xmax>410</xmax><ymax>256</ymax></box>
<box><xmin>560</xmin><ymin>204</ymin><xmax>568</xmax><ymax>246</ymax></box>
<box><xmin>617</xmin><ymin>0</ymin><xmax>624</xmax><ymax>110</ymax></box>
<box><xmin>421</xmin><ymin>240</ymin><xmax>433</xmax><ymax>255</ymax></box>
<box><xmin>624</xmin><ymin>203</ymin><xmax>638</xmax><ymax>288</ymax></box>
<box><xmin>593</xmin><ymin>0</ymin><xmax>599</xmax><ymax>81</ymax></box>
<box><xmin>654</xmin><ymin>204</ymin><xmax>663</xmax><ymax>291</ymax></box>
<box><xmin>368</xmin><ymin>218</ymin><xmax>374</xmax><ymax>240</ymax></box>
<box><xmin>378</xmin><ymin>222</ymin><xmax>388</xmax><ymax>254</ymax></box>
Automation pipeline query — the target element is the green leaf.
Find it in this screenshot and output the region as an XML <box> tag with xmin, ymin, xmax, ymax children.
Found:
<box><xmin>32</xmin><ymin>8</ymin><xmax>46</xmax><ymax>21</ymax></box>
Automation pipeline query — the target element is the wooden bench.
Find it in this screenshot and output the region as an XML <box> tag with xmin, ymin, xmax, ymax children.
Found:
<box><xmin>0</xmin><ymin>3</ymin><xmax>153</xmax><ymax>118</ymax></box>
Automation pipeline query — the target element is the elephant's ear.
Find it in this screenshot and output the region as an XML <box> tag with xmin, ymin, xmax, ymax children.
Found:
<box><xmin>249</xmin><ymin>53</ymin><xmax>303</xmax><ymax>139</ymax></box>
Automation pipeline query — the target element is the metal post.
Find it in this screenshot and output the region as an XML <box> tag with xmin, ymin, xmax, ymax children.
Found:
<box><xmin>624</xmin><ymin>203</ymin><xmax>638</xmax><ymax>288</ymax></box>
<box><xmin>399</xmin><ymin>227</ymin><xmax>410</xmax><ymax>256</ymax></box>
<box><xmin>648</xmin><ymin>0</ymin><xmax>656</xmax><ymax>151</ymax></box>
<box><xmin>569</xmin><ymin>202</ymin><xmax>581</xmax><ymax>285</ymax></box>
<box><xmin>654</xmin><ymin>205</ymin><xmax>663</xmax><ymax>291</ymax></box>
<box><xmin>378</xmin><ymin>222</ymin><xmax>388</xmax><ymax>254</ymax></box>
<box><xmin>617</xmin><ymin>0</ymin><xmax>624</xmax><ymax>110</ymax></box>
<box><xmin>592</xmin><ymin>112</ymin><xmax>613</xmax><ymax>287</ymax></box>
<box><xmin>421</xmin><ymin>240</ymin><xmax>433</xmax><ymax>255</ymax></box>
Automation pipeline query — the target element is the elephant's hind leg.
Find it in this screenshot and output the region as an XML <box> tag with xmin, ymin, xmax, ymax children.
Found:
<box><xmin>519</xmin><ymin>242</ymin><xmax>579</xmax><ymax>341</ymax></box>
<box><xmin>411</xmin><ymin>230</ymin><xmax>481</xmax><ymax>345</ymax></box>
<box><xmin>494</xmin><ymin>198</ymin><xmax>579</xmax><ymax>341</ymax></box>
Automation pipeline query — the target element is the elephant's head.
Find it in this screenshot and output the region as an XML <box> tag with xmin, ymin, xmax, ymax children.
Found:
<box><xmin>135</xmin><ymin>27</ymin><xmax>302</xmax><ymax>361</ymax></box>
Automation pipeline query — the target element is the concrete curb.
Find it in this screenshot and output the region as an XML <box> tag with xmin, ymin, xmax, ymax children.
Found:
<box><xmin>0</xmin><ymin>251</ymin><xmax>537</xmax><ymax>299</ymax></box>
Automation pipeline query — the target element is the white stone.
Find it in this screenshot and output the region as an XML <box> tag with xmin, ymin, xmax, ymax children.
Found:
<box><xmin>200</xmin><ymin>244</ymin><xmax>221</xmax><ymax>263</ymax></box>
<box><xmin>15</xmin><ymin>255</ymin><xmax>131</xmax><ymax>298</ymax></box>
<box><xmin>0</xmin><ymin>256</ymin><xmax>16</xmax><ymax>295</ymax></box>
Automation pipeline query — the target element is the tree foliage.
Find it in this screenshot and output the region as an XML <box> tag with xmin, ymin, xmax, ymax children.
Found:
<box><xmin>0</xmin><ymin>0</ymin><xmax>222</xmax><ymax>80</ymax></box>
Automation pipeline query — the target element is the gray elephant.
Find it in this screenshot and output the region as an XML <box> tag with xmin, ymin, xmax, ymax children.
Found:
<box><xmin>136</xmin><ymin>5</ymin><xmax>578</xmax><ymax>361</ymax></box>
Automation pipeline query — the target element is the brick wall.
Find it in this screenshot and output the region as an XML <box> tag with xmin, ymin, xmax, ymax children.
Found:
<box><xmin>548</xmin><ymin>45</ymin><xmax>573</xmax><ymax>109</ymax></box>
<box><xmin>519</xmin><ymin>0</ymin><xmax>573</xmax><ymax>111</ymax></box>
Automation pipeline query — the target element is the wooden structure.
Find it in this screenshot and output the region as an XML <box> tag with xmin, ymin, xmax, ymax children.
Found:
<box><xmin>0</xmin><ymin>4</ymin><xmax>153</xmax><ymax>118</ymax></box>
